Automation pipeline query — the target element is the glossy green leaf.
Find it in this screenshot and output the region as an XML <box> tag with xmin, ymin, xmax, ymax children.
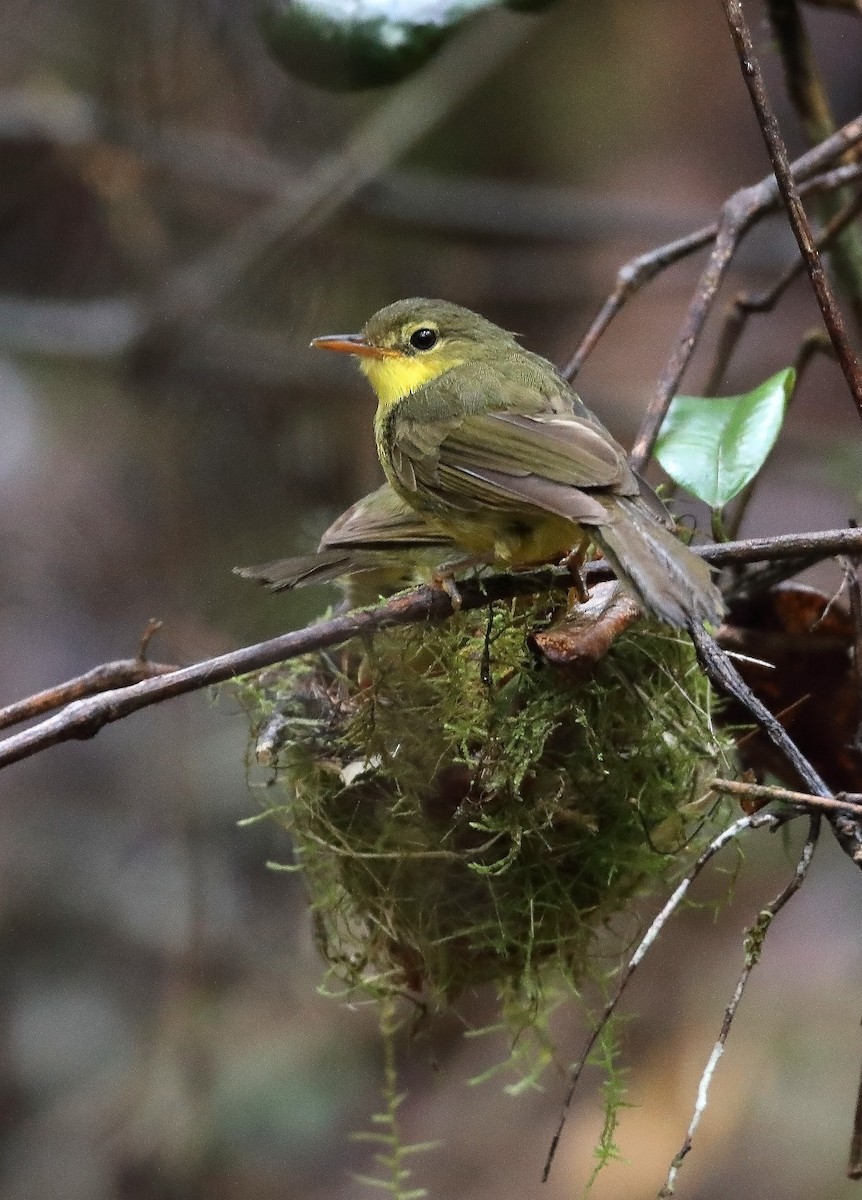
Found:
<box><xmin>654</xmin><ymin>368</ymin><xmax>795</xmax><ymax>509</ymax></box>
<box><xmin>258</xmin><ymin>0</ymin><xmax>562</xmax><ymax>90</ymax></box>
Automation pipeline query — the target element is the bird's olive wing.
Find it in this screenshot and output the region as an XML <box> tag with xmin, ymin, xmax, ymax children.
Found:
<box><xmin>390</xmin><ymin>360</ymin><xmax>640</xmax><ymax>519</ymax></box>
<box><xmin>440</xmin><ymin>412</ymin><xmax>634</xmax><ymax>490</ymax></box>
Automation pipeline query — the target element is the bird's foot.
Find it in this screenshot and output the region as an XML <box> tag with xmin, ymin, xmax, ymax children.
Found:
<box><xmin>432</xmin><ymin>570</ymin><xmax>464</xmax><ymax>611</ymax></box>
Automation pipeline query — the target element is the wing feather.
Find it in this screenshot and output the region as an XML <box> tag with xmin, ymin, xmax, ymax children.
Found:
<box><xmin>321</xmin><ymin>484</ymin><xmax>448</xmax><ymax>549</ymax></box>
<box><xmin>388</xmin><ymin>359</ymin><xmax>638</xmax><ymax>518</ymax></box>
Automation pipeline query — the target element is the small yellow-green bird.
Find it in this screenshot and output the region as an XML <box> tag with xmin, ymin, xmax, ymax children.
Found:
<box><xmin>241</xmin><ymin>298</ymin><xmax>724</xmax><ymax>628</ymax></box>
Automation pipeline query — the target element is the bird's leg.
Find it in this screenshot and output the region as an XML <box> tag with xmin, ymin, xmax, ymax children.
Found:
<box><xmin>560</xmin><ymin>535</ymin><xmax>591</xmax><ymax>607</ymax></box>
<box><xmin>431</xmin><ymin>552</ymin><xmax>494</xmax><ymax>611</ymax></box>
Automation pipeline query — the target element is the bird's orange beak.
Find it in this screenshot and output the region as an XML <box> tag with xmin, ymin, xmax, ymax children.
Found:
<box><xmin>311</xmin><ymin>333</ymin><xmax>400</xmax><ymax>360</ymax></box>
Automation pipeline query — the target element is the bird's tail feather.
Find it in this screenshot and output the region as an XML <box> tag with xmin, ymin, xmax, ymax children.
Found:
<box><xmin>589</xmin><ymin>497</ymin><xmax>724</xmax><ymax>629</ymax></box>
<box><xmin>234</xmin><ymin>551</ymin><xmax>358</xmax><ymax>591</ymax></box>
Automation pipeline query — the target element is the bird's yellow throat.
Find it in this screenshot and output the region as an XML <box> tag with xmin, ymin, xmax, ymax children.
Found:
<box><xmin>359</xmin><ymin>351</ymin><xmax>464</xmax><ymax>411</ymax></box>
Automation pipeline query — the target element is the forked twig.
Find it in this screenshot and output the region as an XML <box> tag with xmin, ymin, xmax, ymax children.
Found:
<box><xmin>541</xmin><ymin>810</ymin><xmax>782</xmax><ymax>1183</ymax></box>
<box><xmin>657</xmin><ymin>815</ymin><xmax>820</xmax><ymax>1198</ymax></box>
<box><xmin>704</xmin><ymin>182</ymin><xmax>862</xmax><ymax>397</ymax></box>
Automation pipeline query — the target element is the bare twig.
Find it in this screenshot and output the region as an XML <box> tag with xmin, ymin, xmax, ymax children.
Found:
<box><xmin>658</xmin><ymin>816</ymin><xmax>820</xmax><ymax>1198</ymax></box>
<box><xmin>0</xmin><ymin>570</ymin><xmax>557</xmax><ymax>772</ymax></box>
<box><xmin>766</xmin><ymin>0</ymin><xmax>862</xmax><ymax>332</ymax></box>
<box><xmin>541</xmin><ymin>810</ymin><xmax>782</xmax><ymax>1182</ymax></box>
<box><xmin>0</xmin><ymin>620</ymin><xmax>170</xmax><ymax>733</ymax></box>
<box><xmin>699</xmin><ymin>525</ymin><xmax>862</xmax><ymax>566</ymax></box>
<box><xmin>562</xmin><ymin>224</ymin><xmax>718</xmax><ymax>381</ymax></box>
<box><xmin>0</xmin><ymin>658</ymin><xmax>177</xmax><ymax>733</ymax></box>
<box><xmin>721</xmin><ymin>0</ymin><xmax>862</xmax><ymax>419</ymax></box>
<box><xmin>564</xmin><ymin>157</ymin><xmax>862</xmax><ymax>386</ymax></box>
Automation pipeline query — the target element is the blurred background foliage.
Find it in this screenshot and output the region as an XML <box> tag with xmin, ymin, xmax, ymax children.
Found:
<box><xmin>0</xmin><ymin>1</ymin><xmax>861</xmax><ymax>1197</ymax></box>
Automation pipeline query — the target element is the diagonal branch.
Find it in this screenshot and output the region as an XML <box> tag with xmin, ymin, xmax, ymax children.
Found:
<box><xmin>690</xmin><ymin>625</ymin><xmax>862</xmax><ymax>864</ymax></box>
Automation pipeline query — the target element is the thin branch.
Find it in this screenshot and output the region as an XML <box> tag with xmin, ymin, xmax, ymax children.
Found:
<box><xmin>0</xmin><ymin>570</ymin><xmax>558</xmax><ymax>772</ymax></box>
<box><xmin>699</xmin><ymin>525</ymin><xmax>862</xmax><ymax>566</ymax></box>
<box><xmin>541</xmin><ymin>810</ymin><xmax>782</xmax><ymax>1183</ymax></box>
<box><xmin>658</xmin><ymin>816</ymin><xmax>820</xmax><ymax>1198</ymax></box>
<box><xmin>562</xmin><ymin>224</ymin><xmax>718</xmax><ymax>381</ymax></box>
<box><xmin>722</xmin><ymin>0</ymin><xmax>862</xmax><ymax>419</ymax></box>
<box><xmin>766</xmin><ymin>0</ymin><xmax>862</xmax><ymax>332</ymax></box>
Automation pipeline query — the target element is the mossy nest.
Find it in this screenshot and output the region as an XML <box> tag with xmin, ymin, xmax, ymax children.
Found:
<box><xmin>242</xmin><ymin>593</ymin><xmax>733</xmax><ymax>1008</ymax></box>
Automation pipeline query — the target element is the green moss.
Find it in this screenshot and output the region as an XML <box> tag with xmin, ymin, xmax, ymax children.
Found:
<box><xmin>242</xmin><ymin>595</ymin><xmax>734</xmax><ymax>1013</ymax></box>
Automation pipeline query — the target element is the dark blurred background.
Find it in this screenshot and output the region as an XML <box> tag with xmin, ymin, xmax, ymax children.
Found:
<box><xmin>0</xmin><ymin>1</ymin><xmax>861</xmax><ymax>1197</ymax></box>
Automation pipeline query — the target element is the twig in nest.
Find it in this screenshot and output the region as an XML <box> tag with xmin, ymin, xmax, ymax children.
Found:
<box><xmin>657</xmin><ymin>815</ymin><xmax>820</xmax><ymax>1198</ymax></box>
<box><xmin>709</xmin><ymin>777</ymin><xmax>862</xmax><ymax>819</ymax></box>
<box><xmin>721</xmin><ymin>0</ymin><xmax>862</xmax><ymax>421</ymax></box>
<box><xmin>541</xmin><ymin>809</ymin><xmax>781</xmax><ymax>1182</ymax></box>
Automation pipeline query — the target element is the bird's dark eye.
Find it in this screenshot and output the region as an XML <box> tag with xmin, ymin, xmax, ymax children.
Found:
<box><xmin>409</xmin><ymin>327</ymin><xmax>438</xmax><ymax>351</ymax></box>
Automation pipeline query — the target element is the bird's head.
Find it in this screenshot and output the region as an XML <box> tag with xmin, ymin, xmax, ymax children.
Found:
<box><xmin>311</xmin><ymin>298</ymin><xmax>518</xmax><ymax>409</ymax></box>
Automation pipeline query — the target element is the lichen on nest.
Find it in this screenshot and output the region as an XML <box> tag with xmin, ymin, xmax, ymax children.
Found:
<box><xmin>241</xmin><ymin>592</ymin><xmax>734</xmax><ymax>1010</ymax></box>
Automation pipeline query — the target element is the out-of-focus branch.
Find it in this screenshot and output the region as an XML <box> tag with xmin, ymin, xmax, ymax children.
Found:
<box><xmin>134</xmin><ymin>10</ymin><xmax>534</xmax><ymax>342</ymax></box>
<box><xmin>766</xmin><ymin>0</ymin><xmax>862</xmax><ymax>332</ymax></box>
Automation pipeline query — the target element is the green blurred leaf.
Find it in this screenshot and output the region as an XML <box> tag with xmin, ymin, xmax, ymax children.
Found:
<box><xmin>654</xmin><ymin>368</ymin><xmax>795</xmax><ymax>509</ymax></box>
<box><xmin>258</xmin><ymin>0</ymin><xmax>562</xmax><ymax>90</ymax></box>
<box><xmin>258</xmin><ymin>0</ymin><xmax>493</xmax><ymax>90</ymax></box>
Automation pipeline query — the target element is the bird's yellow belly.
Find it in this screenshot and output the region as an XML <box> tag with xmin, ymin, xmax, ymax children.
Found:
<box><xmin>435</xmin><ymin>509</ymin><xmax>585</xmax><ymax>567</ymax></box>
